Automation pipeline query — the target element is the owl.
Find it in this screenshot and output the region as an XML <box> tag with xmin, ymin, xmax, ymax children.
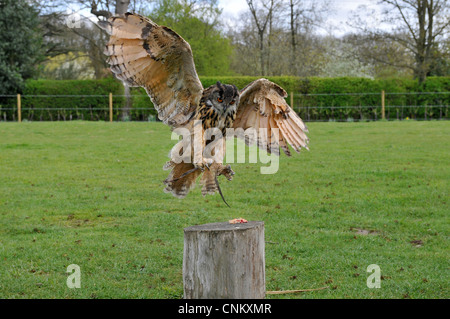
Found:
<box><xmin>103</xmin><ymin>13</ymin><xmax>309</xmax><ymax>204</ymax></box>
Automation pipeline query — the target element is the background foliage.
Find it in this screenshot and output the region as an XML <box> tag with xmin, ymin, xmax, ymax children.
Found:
<box><xmin>0</xmin><ymin>77</ymin><xmax>448</xmax><ymax>121</ymax></box>
<box><xmin>149</xmin><ymin>0</ymin><xmax>233</xmax><ymax>76</ymax></box>
<box><xmin>0</xmin><ymin>0</ymin><xmax>43</xmax><ymax>95</ymax></box>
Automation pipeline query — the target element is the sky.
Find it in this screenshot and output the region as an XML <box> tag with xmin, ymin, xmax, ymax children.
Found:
<box><xmin>218</xmin><ymin>0</ymin><xmax>385</xmax><ymax>36</ymax></box>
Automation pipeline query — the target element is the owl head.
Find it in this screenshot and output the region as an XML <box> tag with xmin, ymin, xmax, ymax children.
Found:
<box><xmin>206</xmin><ymin>81</ymin><xmax>239</xmax><ymax>114</ymax></box>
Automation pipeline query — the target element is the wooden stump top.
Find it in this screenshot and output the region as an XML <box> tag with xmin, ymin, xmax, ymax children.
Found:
<box><xmin>184</xmin><ymin>221</ymin><xmax>264</xmax><ymax>233</ymax></box>
<box><xmin>183</xmin><ymin>220</ymin><xmax>266</xmax><ymax>298</ymax></box>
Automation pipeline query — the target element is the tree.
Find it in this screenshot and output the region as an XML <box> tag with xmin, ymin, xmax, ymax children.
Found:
<box><xmin>37</xmin><ymin>1</ymin><xmax>137</xmax><ymax>80</ymax></box>
<box><xmin>82</xmin><ymin>0</ymin><xmax>132</xmax><ymax>118</ymax></box>
<box><xmin>0</xmin><ymin>0</ymin><xmax>43</xmax><ymax>94</ymax></box>
<box><xmin>287</xmin><ymin>0</ymin><xmax>330</xmax><ymax>76</ymax></box>
<box><xmin>345</xmin><ymin>32</ymin><xmax>415</xmax><ymax>78</ymax></box>
<box><xmin>245</xmin><ymin>0</ymin><xmax>277</xmax><ymax>76</ymax></box>
<box><xmin>428</xmin><ymin>36</ymin><xmax>450</xmax><ymax>75</ymax></box>
<box><xmin>319</xmin><ymin>36</ymin><xmax>375</xmax><ymax>78</ymax></box>
<box><xmin>228</xmin><ymin>11</ymin><xmax>263</xmax><ymax>75</ymax></box>
<box><xmin>230</xmin><ymin>0</ymin><xmax>330</xmax><ymax>77</ymax></box>
<box><xmin>37</xmin><ymin>8</ymin><xmax>110</xmax><ymax>80</ymax></box>
<box><xmin>40</xmin><ymin>53</ymin><xmax>94</xmax><ymax>80</ymax></box>
<box><xmin>350</xmin><ymin>0</ymin><xmax>450</xmax><ymax>84</ymax></box>
<box><xmin>150</xmin><ymin>0</ymin><xmax>233</xmax><ymax>76</ymax></box>
<box><xmin>69</xmin><ymin>21</ymin><xmax>111</xmax><ymax>79</ymax></box>
<box><xmin>289</xmin><ymin>0</ymin><xmax>296</xmax><ymax>73</ymax></box>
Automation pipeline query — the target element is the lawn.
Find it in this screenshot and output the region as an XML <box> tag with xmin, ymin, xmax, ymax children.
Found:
<box><xmin>0</xmin><ymin>121</ymin><xmax>448</xmax><ymax>299</ymax></box>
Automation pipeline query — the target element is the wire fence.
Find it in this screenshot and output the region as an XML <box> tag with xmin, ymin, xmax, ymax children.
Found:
<box><xmin>291</xmin><ymin>91</ymin><xmax>449</xmax><ymax>121</ymax></box>
<box><xmin>0</xmin><ymin>91</ymin><xmax>448</xmax><ymax>122</ymax></box>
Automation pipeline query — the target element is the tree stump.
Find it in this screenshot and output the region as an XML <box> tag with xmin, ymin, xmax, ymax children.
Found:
<box><xmin>183</xmin><ymin>221</ymin><xmax>265</xmax><ymax>299</ymax></box>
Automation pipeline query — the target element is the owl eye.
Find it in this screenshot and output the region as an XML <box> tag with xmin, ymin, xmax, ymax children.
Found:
<box><xmin>217</xmin><ymin>98</ymin><xmax>223</xmax><ymax>103</ymax></box>
<box><xmin>229</xmin><ymin>100</ymin><xmax>235</xmax><ymax>105</ymax></box>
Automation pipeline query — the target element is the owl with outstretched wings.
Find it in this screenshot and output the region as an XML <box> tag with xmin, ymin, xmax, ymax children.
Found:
<box><xmin>103</xmin><ymin>13</ymin><xmax>309</xmax><ymax>204</ymax></box>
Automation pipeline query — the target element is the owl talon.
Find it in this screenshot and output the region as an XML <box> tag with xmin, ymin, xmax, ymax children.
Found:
<box><xmin>194</xmin><ymin>161</ymin><xmax>211</xmax><ymax>172</ymax></box>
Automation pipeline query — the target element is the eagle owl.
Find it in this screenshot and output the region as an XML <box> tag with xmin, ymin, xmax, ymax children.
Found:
<box><xmin>103</xmin><ymin>13</ymin><xmax>309</xmax><ymax>202</ymax></box>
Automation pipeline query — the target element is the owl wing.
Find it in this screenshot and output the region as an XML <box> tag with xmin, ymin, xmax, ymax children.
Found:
<box><xmin>103</xmin><ymin>13</ymin><xmax>203</xmax><ymax>127</ymax></box>
<box><xmin>233</xmin><ymin>78</ymin><xmax>309</xmax><ymax>156</ymax></box>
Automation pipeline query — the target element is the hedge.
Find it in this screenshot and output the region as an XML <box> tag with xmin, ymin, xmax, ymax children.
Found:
<box><xmin>0</xmin><ymin>76</ymin><xmax>448</xmax><ymax>121</ymax></box>
<box><xmin>0</xmin><ymin>78</ymin><xmax>124</xmax><ymax>121</ymax></box>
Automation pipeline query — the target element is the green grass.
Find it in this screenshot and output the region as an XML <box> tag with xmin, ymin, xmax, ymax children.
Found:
<box><xmin>0</xmin><ymin>121</ymin><xmax>448</xmax><ymax>299</ymax></box>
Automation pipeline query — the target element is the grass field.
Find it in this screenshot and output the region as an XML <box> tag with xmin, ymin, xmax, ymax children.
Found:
<box><xmin>0</xmin><ymin>121</ymin><xmax>448</xmax><ymax>299</ymax></box>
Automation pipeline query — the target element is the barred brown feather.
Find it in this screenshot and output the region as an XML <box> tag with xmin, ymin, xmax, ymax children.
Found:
<box><xmin>234</xmin><ymin>78</ymin><xmax>309</xmax><ymax>156</ymax></box>
<box><xmin>163</xmin><ymin>162</ymin><xmax>201</xmax><ymax>198</ymax></box>
<box><xmin>104</xmin><ymin>12</ymin><xmax>203</xmax><ymax>127</ymax></box>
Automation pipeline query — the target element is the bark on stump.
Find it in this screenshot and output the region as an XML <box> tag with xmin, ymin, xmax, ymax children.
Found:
<box><xmin>183</xmin><ymin>221</ymin><xmax>265</xmax><ymax>299</ymax></box>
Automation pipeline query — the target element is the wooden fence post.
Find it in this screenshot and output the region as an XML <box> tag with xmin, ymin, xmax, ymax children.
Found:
<box><xmin>109</xmin><ymin>92</ymin><xmax>113</xmax><ymax>122</ymax></box>
<box><xmin>381</xmin><ymin>90</ymin><xmax>385</xmax><ymax>120</ymax></box>
<box><xmin>183</xmin><ymin>221</ymin><xmax>265</xmax><ymax>299</ymax></box>
<box><xmin>17</xmin><ymin>94</ymin><xmax>21</xmax><ymax>123</ymax></box>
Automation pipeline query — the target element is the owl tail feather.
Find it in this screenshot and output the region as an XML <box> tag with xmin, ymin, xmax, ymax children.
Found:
<box><xmin>163</xmin><ymin>162</ymin><xmax>201</xmax><ymax>199</ymax></box>
<box><xmin>163</xmin><ymin>161</ymin><xmax>234</xmax><ymax>206</ymax></box>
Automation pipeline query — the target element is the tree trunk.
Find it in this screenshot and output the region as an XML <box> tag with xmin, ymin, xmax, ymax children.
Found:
<box><xmin>115</xmin><ymin>0</ymin><xmax>130</xmax><ymax>15</ymax></box>
<box><xmin>267</xmin><ymin>10</ymin><xmax>272</xmax><ymax>75</ymax></box>
<box><xmin>290</xmin><ymin>0</ymin><xmax>297</xmax><ymax>75</ymax></box>
<box><xmin>122</xmin><ymin>83</ymin><xmax>132</xmax><ymax>120</ymax></box>
<box><xmin>259</xmin><ymin>32</ymin><xmax>265</xmax><ymax>76</ymax></box>
<box><xmin>115</xmin><ymin>0</ymin><xmax>132</xmax><ymax>119</ymax></box>
<box><xmin>246</xmin><ymin>0</ymin><xmax>273</xmax><ymax>76</ymax></box>
<box><xmin>416</xmin><ymin>0</ymin><xmax>427</xmax><ymax>84</ymax></box>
